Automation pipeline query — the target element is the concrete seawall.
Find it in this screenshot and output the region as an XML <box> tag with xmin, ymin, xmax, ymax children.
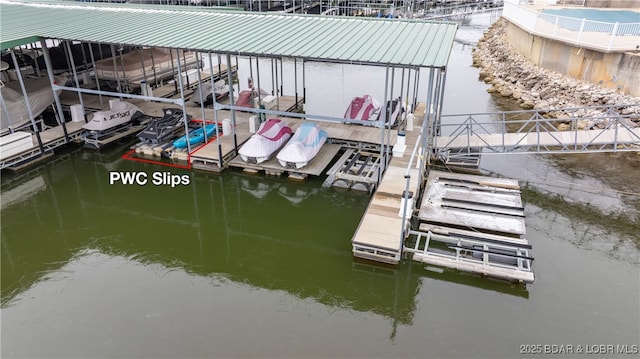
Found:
<box><xmin>504</xmin><ymin>19</ymin><xmax>640</xmax><ymax>97</ymax></box>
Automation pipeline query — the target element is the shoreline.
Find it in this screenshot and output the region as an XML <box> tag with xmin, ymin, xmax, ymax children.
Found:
<box><xmin>471</xmin><ymin>18</ymin><xmax>640</xmax><ymax>129</ymax></box>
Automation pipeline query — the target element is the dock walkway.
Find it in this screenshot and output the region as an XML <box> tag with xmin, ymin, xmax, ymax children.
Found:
<box><xmin>350</xmin><ymin>103</ymin><xmax>425</xmax><ymax>264</ymax></box>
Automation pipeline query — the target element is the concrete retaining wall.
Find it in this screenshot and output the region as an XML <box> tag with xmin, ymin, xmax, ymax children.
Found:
<box><xmin>505</xmin><ymin>21</ymin><xmax>640</xmax><ymax>97</ymax></box>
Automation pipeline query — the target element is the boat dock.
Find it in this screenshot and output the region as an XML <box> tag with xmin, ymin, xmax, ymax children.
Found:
<box><xmin>350</xmin><ymin>103</ymin><xmax>425</xmax><ymax>264</ymax></box>
<box><xmin>187</xmin><ymin>96</ymin><xmax>394</xmax><ymax>176</ymax></box>
<box><xmin>348</xmin><ymin>100</ymin><xmax>536</xmax><ymax>283</ymax></box>
<box><xmin>1</xmin><ymin>1</ymin><xmax>541</xmax><ymax>284</ymax></box>
<box><xmin>352</xmin><ymin>150</ymin><xmax>535</xmax><ymax>283</ymax></box>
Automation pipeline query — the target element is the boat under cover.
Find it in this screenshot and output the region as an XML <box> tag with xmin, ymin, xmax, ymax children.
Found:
<box><xmin>137</xmin><ymin>108</ymin><xmax>189</xmax><ymax>145</ymax></box>
<box><xmin>344</xmin><ymin>94</ymin><xmax>380</xmax><ymax>122</ymax></box>
<box><xmin>34</xmin><ymin>43</ymin><xmax>125</xmax><ymax>71</ymax></box>
<box><xmin>94</xmin><ymin>48</ymin><xmax>200</xmax><ymax>87</ymax></box>
<box><xmin>380</xmin><ymin>97</ymin><xmax>405</xmax><ymax>128</ymax></box>
<box><xmin>173</xmin><ymin>123</ymin><xmax>218</xmax><ymax>149</ymax></box>
<box><xmin>235</xmin><ymin>88</ymin><xmax>270</xmax><ymax>109</ymax></box>
<box><xmin>190</xmin><ymin>80</ymin><xmax>229</xmax><ymax>106</ymax></box>
<box><xmin>0</xmin><ymin>75</ymin><xmax>65</xmax><ymax>133</ymax></box>
<box><xmin>83</xmin><ymin>101</ymin><xmax>143</xmax><ymax>132</ymax></box>
<box><xmin>276</xmin><ymin>122</ymin><xmax>327</xmax><ymax>169</ymax></box>
<box><xmin>238</xmin><ymin>118</ymin><xmax>292</xmax><ymax>164</ymax></box>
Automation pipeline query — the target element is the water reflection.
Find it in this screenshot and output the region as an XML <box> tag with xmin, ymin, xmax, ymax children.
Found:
<box><xmin>277</xmin><ymin>181</ymin><xmax>318</xmax><ymax>206</ymax></box>
<box><xmin>0</xmin><ymin>176</ymin><xmax>46</xmax><ymax>210</ymax></box>
<box><xmin>1</xmin><ymin>143</ymin><xmax>535</xmax><ymax>332</ymax></box>
<box><xmin>240</xmin><ymin>175</ymin><xmax>279</xmax><ymax>200</ymax></box>
<box><xmin>2</xmin><ymin>21</ymin><xmax>638</xmax><ymax>358</ymax></box>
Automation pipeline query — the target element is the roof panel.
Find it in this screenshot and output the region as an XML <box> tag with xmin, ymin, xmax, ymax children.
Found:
<box><xmin>326</xmin><ymin>20</ymin><xmax>378</xmax><ymax>61</ymax></box>
<box><xmin>0</xmin><ymin>0</ymin><xmax>457</xmax><ymax>68</ymax></box>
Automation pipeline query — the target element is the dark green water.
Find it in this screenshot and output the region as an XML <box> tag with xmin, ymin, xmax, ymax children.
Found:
<box><xmin>2</xmin><ymin>22</ymin><xmax>639</xmax><ymax>358</ymax></box>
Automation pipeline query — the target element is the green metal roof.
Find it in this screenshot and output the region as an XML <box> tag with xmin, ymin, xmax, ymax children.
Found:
<box><xmin>0</xmin><ymin>0</ymin><xmax>458</xmax><ymax>68</ymax></box>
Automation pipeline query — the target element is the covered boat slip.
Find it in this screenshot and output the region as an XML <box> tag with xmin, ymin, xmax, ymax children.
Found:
<box><xmin>79</xmin><ymin>89</ymin><xmax>398</xmax><ymax>176</ymax></box>
<box><xmin>0</xmin><ymin>0</ymin><xmax>457</xmax><ymax>112</ymax></box>
<box><xmin>56</xmin><ymin>64</ymin><xmax>235</xmax><ymax>112</ymax></box>
<box><xmin>1</xmin><ymin>0</ymin><xmax>456</xmax><ymax>168</ymax></box>
<box><xmin>190</xmin><ymin>107</ymin><xmax>394</xmax><ymax>174</ymax></box>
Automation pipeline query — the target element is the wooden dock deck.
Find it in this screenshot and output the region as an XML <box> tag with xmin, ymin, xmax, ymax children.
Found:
<box><xmin>350</xmin><ymin>103</ymin><xmax>425</xmax><ymax>264</ymax></box>
<box><xmin>351</xmin><ymin>165</ymin><xmax>420</xmax><ymax>264</ymax></box>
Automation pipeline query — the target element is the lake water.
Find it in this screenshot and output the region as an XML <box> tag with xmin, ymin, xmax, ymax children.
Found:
<box><xmin>1</xmin><ymin>15</ymin><xmax>638</xmax><ymax>358</ymax></box>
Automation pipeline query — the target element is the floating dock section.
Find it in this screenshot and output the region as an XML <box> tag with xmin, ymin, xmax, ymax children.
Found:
<box><xmin>407</xmin><ymin>170</ymin><xmax>534</xmax><ymax>283</ymax></box>
<box><xmin>0</xmin><ymin>122</ymin><xmax>85</xmax><ymax>170</ymax></box>
<box><xmin>351</xmin><ymin>132</ymin><xmax>535</xmax><ymax>284</ymax></box>
<box><xmin>351</xmin><ymin>165</ymin><xmax>420</xmax><ymax>264</ymax></box>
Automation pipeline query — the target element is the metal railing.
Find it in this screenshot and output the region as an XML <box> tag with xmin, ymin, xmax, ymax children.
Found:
<box><xmin>432</xmin><ymin>104</ymin><xmax>640</xmax><ymax>157</ymax></box>
<box><xmin>503</xmin><ymin>0</ymin><xmax>640</xmax><ymax>52</ymax></box>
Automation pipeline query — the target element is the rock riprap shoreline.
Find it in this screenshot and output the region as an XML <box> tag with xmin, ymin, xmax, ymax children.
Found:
<box><xmin>472</xmin><ymin>18</ymin><xmax>640</xmax><ymax>131</ymax></box>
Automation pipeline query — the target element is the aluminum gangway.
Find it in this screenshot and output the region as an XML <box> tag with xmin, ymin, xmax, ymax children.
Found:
<box><xmin>432</xmin><ymin>104</ymin><xmax>640</xmax><ymax>163</ymax></box>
